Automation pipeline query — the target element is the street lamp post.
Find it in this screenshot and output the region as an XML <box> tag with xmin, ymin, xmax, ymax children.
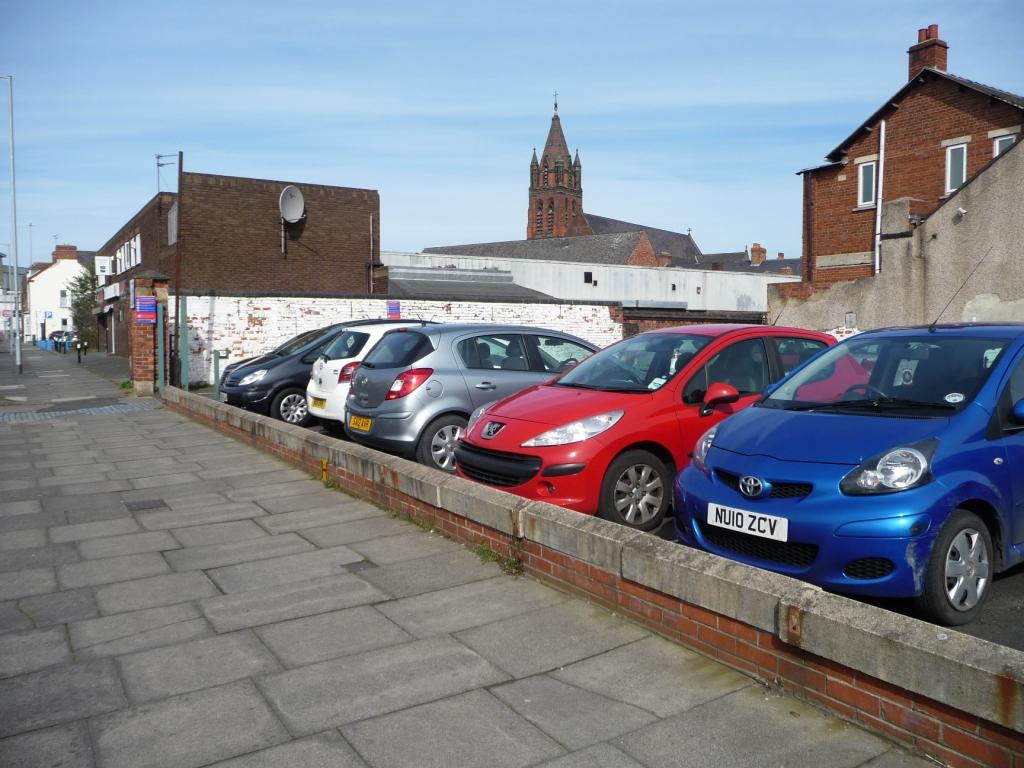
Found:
<box><xmin>2</xmin><ymin>74</ymin><xmax>21</xmax><ymax>374</ymax></box>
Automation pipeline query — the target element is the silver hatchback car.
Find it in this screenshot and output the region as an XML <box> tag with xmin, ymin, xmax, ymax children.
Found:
<box><xmin>344</xmin><ymin>323</ymin><xmax>597</xmax><ymax>472</ymax></box>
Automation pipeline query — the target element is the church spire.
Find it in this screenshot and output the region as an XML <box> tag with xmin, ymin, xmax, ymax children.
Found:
<box><xmin>527</xmin><ymin>101</ymin><xmax>592</xmax><ymax>240</ymax></box>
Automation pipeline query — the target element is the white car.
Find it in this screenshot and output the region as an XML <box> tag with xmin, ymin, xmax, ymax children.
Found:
<box><xmin>307</xmin><ymin>320</ymin><xmax>433</xmax><ymax>432</ymax></box>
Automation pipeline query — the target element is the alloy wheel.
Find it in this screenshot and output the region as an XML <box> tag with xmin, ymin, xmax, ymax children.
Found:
<box><xmin>612</xmin><ymin>463</ymin><xmax>664</xmax><ymax>526</ymax></box>
<box><xmin>429</xmin><ymin>424</ymin><xmax>463</xmax><ymax>471</ymax></box>
<box><xmin>944</xmin><ymin>527</ymin><xmax>990</xmax><ymax>612</ymax></box>
<box><xmin>279</xmin><ymin>393</ymin><xmax>308</xmax><ymax>424</ymax></box>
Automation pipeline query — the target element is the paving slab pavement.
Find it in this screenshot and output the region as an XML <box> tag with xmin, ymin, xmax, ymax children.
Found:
<box><xmin>0</xmin><ymin>349</ymin><xmax>933</xmax><ymax>767</ymax></box>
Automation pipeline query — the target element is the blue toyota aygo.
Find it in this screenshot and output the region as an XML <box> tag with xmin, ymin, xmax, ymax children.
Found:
<box><xmin>675</xmin><ymin>324</ymin><xmax>1024</xmax><ymax>625</ymax></box>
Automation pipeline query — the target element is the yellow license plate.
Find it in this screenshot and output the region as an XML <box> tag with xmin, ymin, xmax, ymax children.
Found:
<box><xmin>348</xmin><ymin>414</ymin><xmax>372</xmax><ymax>431</ymax></box>
<box><xmin>311</xmin><ymin>397</ymin><xmax>326</xmax><ymax>409</ymax></box>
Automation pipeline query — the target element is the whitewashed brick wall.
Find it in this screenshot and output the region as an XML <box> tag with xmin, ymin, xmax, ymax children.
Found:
<box><xmin>169</xmin><ymin>295</ymin><xmax>623</xmax><ymax>385</ymax></box>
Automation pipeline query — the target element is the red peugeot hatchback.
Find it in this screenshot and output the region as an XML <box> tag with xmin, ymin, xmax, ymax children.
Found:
<box><xmin>455</xmin><ymin>325</ymin><xmax>835</xmax><ymax>531</ymax></box>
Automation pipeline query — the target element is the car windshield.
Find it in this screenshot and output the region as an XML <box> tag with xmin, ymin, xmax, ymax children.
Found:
<box><xmin>762</xmin><ymin>335</ymin><xmax>1008</xmax><ymax>414</ymax></box>
<box><xmin>273</xmin><ymin>327</ymin><xmax>332</xmax><ymax>356</ymax></box>
<box><xmin>322</xmin><ymin>330</ymin><xmax>370</xmax><ymax>360</ymax></box>
<box><xmin>556</xmin><ymin>333</ymin><xmax>712</xmax><ymax>392</ymax></box>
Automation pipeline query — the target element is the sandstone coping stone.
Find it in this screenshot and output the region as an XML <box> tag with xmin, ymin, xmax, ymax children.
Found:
<box><xmin>778</xmin><ymin>588</ymin><xmax>1024</xmax><ymax>732</ymax></box>
<box><xmin>521</xmin><ymin>500</ymin><xmax>645</xmax><ymax>573</ymax></box>
<box><xmin>437</xmin><ymin>473</ymin><xmax>523</xmax><ymax>536</ymax></box>
<box><xmin>378</xmin><ymin>457</ymin><xmax>445</xmax><ymax>509</ymax></box>
<box><xmin>622</xmin><ymin>533</ymin><xmax>819</xmax><ymax>633</ymax></box>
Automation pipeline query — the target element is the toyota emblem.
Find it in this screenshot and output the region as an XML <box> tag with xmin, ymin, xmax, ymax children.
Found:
<box><xmin>739</xmin><ymin>475</ymin><xmax>764</xmax><ymax>498</ymax></box>
<box><xmin>482</xmin><ymin>422</ymin><xmax>505</xmax><ymax>439</ymax></box>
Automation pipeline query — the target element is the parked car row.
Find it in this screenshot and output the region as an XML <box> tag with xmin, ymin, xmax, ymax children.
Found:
<box><xmin>219</xmin><ymin>318</ymin><xmax>1024</xmax><ymax>626</ymax></box>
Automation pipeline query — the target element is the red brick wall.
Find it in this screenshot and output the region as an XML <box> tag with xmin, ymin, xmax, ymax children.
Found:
<box><xmin>164</xmin><ymin>391</ymin><xmax>1024</xmax><ymax>767</ymax></box>
<box><xmin>97</xmin><ymin>192</ymin><xmax>177</xmax><ymax>282</ymax></box>
<box><xmin>178</xmin><ymin>172</ymin><xmax>382</xmax><ymax>294</ymax></box>
<box><xmin>806</xmin><ymin>74</ymin><xmax>1022</xmax><ymax>284</ymax></box>
<box><xmin>625</xmin><ymin>234</ymin><xmax>657</xmax><ymax>266</ymax></box>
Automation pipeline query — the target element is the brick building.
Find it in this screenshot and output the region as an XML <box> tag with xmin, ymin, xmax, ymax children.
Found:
<box><xmin>798</xmin><ymin>25</ymin><xmax>1022</xmax><ymax>285</ymax></box>
<box><xmin>95</xmin><ymin>165</ymin><xmax>382</xmax><ymax>354</ymax></box>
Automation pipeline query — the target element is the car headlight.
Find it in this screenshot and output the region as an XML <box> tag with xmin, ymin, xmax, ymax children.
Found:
<box><xmin>466</xmin><ymin>403</ymin><xmax>493</xmax><ymax>432</ymax></box>
<box><xmin>238</xmin><ymin>369</ymin><xmax>268</xmax><ymax>386</ymax></box>
<box><xmin>521</xmin><ymin>410</ymin><xmax>623</xmax><ymax>447</ymax></box>
<box><xmin>840</xmin><ymin>440</ymin><xmax>937</xmax><ymax>495</ymax></box>
<box><xmin>693</xmin><ymin>424</ymin><xmax>718</xmax><ymax>471</ymax></box>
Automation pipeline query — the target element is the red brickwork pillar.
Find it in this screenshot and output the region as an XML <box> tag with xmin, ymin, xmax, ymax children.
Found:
<box><xmin>128</xmin><ymin>274</ymin><xmax>170</xmax><ymax>396</ymax></box>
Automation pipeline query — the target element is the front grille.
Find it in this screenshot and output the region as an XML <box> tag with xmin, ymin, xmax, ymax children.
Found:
<box><xmin>700</xmin><ymin>523</ymin><xmax>818</xmax><ymax>568</ymax></box>
<box><xmin>454</xmin><ymin>443</ymin><xmax>541</xmax><ymax>488</ymax></box>
<box><xmin>844</xmin><ymin>557</ymin><xmax>895</xmax><ymax>580</ymax></box>
<box><xmin>716</xmin><ymin>470</ymin><xmax>812</xmax><ymax>499</ymax></box>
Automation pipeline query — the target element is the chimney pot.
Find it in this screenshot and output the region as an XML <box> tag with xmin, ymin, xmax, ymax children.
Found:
<box><xmin>908</xmin><ymin>24</ymin><xmax>948</xmax><ymax>80</ymax></box>
<box><xmin>749</xmin><ymin>243</ymin><xmax>767</xmax><ymax>267</ymax></box>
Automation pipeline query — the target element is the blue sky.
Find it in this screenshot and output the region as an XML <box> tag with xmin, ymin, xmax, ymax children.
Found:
<box><xmin>1</xmin><ymin>1</ymin><xmax>1022</xmax><ymax>266</ymax></box>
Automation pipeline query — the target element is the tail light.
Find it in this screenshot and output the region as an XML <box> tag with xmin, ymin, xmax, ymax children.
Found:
<box><xmin>386</xmin><ymin>368</ymin><xmax>433</xmax><ymax>400</ymax></box>
<box><xmin>338</xmin><ymin>361</ymin><xmax>360</xmax><ymax>383</ymax></box>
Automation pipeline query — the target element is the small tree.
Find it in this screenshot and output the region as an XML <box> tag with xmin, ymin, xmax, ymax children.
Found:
<box><xmin>67</xmin><ymin>267</ymin><xmax>99</xmax><ymax>347</ymax></box>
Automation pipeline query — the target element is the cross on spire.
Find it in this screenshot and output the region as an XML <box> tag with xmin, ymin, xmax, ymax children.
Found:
<box><xmin>553</xmin><ymin>91</ymin><xmax>558</xmax><ymax>113</ymax></box>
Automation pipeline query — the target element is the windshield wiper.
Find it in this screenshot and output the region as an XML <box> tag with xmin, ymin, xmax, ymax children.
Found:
<box><xmin>769</xmin><ymin>397</ymin><xmax>956</xmax><ymax>413</ymax></box>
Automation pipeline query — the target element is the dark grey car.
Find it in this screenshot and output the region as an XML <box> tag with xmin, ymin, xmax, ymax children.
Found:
<box><xmin>344</xmin><ymin>323</ymin><xmax>596</xmax><ymax>472</ymax></box>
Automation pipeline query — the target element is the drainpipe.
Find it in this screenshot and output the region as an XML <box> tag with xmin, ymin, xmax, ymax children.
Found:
<box><xmin>873</xmin><ymin>119</ymin><xmax>886</xmax><ymax>274</ymax></box>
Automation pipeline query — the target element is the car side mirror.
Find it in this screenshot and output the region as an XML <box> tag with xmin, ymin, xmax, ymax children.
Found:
<box><xmin>1012</xmin><ymin>399</ymin><xmax>1024</xmax><ymax>425</ymax></box>
<box><xmin>700</xmin><ymin>382</ymin><xmax>739</xmax><ymax>417</ymax></box>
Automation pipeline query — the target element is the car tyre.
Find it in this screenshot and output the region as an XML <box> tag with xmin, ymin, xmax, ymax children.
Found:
<box><xmin>915</xmin><ymin>509</ymin><xmax>993</xmax><ymax>626</ymax></box>
<box><xmin>416</xmin><ymin>414</ymin><xmax>467</xmax><ymax>473</ymax></box>
<box><xmin>598</xmin><ymin>449</ymin><xmax>670</xmax><ymax>531</ymax></box>
<box><xmin>271</xmin><ymin>388</ymin><xmax>312</xmax><ymax>427</ymax></box>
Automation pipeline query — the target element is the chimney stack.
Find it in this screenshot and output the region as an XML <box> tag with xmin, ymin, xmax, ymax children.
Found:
<box><xmin>908</xmin><ymin>24</ymin><xmax>948</xmax><ymax>80</ymax></box>
<box><xmin>53</xmin><ymin>245</ymin><xmax>79</xmax><ymax>261</ymax></box>
<box><xmin>777</xmin><ymin>251</ymin><xmax>785</xmax><ymax>260</ymax></box>
<box><xmin>749</xmin><ymin>243</ymin><xmax>767</xmax><ymax>267</ymax></box>
<box><xmin>656</xmin><ymin>251</ymin><xmax>671</xmax><ymax>267</ymax></box>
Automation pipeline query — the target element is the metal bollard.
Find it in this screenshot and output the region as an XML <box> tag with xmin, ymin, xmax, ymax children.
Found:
<box><xmin>76</xmin><ymin>342</ymin><xmax>81</xmax><ymax>364</ymax></box>
<box><xmin>84</xmin><ymin>340</ymin><xmax>89</xmax><ymax>357</ymax></box>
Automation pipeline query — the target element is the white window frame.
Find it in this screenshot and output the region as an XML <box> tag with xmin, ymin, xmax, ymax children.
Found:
<box><xmin>994</xmin><ymin>134</ymin><xmax>1017</xmax><ymax>157</ymax></box>
<box><xmin>945</xmin><ymin>144</ymin><xmax>967</xmax><ymax>194</ymax></box>
<box><xmin>857</xmin><ymin>161</ymin><xmax>876</xmax><ymax>207</ymax></box>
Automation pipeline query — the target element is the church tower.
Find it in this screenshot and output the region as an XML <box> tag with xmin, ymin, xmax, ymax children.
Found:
<box><xmin>527</xmin><ymin>99</ymin><xmax>592</xmax><ymax>239</ymax></box>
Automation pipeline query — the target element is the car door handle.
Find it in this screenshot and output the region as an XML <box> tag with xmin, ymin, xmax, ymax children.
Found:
<box><xmin>475</xmin><ymin>382</ymin><xmax>497</xmax><ymax>391</ymax></box>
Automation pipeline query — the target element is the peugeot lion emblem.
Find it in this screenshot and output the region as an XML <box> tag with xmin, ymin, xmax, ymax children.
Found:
<box><xmin>739</xmin><ymin>476</ymin><xmax>764</xmax><ymax>498</ymax></box>
<box><xmin>482</xmin><ymin>422</ymin><xmax>505</xmax><ymax>439</ymax></box>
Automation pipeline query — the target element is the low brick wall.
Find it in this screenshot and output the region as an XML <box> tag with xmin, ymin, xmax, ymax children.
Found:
<box><xmin>163</xmin><ymin>386</ymin><xmax>1024</xmax><ymax>767</ymax></box>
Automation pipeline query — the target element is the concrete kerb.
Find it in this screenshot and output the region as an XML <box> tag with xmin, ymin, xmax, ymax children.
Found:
<box><xmin>779</xmin><ymin>587</ymin><xmax>1024</xmax><ymax>732</ymax></box>
<box><xmin>161</xmin><ymin>386</ymin><xmax>1024</xmax><ymax>740</ymax></box>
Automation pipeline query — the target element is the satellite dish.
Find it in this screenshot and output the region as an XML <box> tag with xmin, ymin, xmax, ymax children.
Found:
<box><xmin>279</xmin><ymin>185</ymin><xmax>306</xmax><ymax>224</ymax></box>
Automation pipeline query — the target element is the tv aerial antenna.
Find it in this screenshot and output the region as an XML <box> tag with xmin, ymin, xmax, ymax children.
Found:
<box><xmin>156</xmin><ymin>154</ymin><xmax>176</xmax><ymax>193</ymax></box>
<box><xmin>279</xmin><ymin>185</ymin><xmax>306</xmax><ymax>255</ymax></box>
